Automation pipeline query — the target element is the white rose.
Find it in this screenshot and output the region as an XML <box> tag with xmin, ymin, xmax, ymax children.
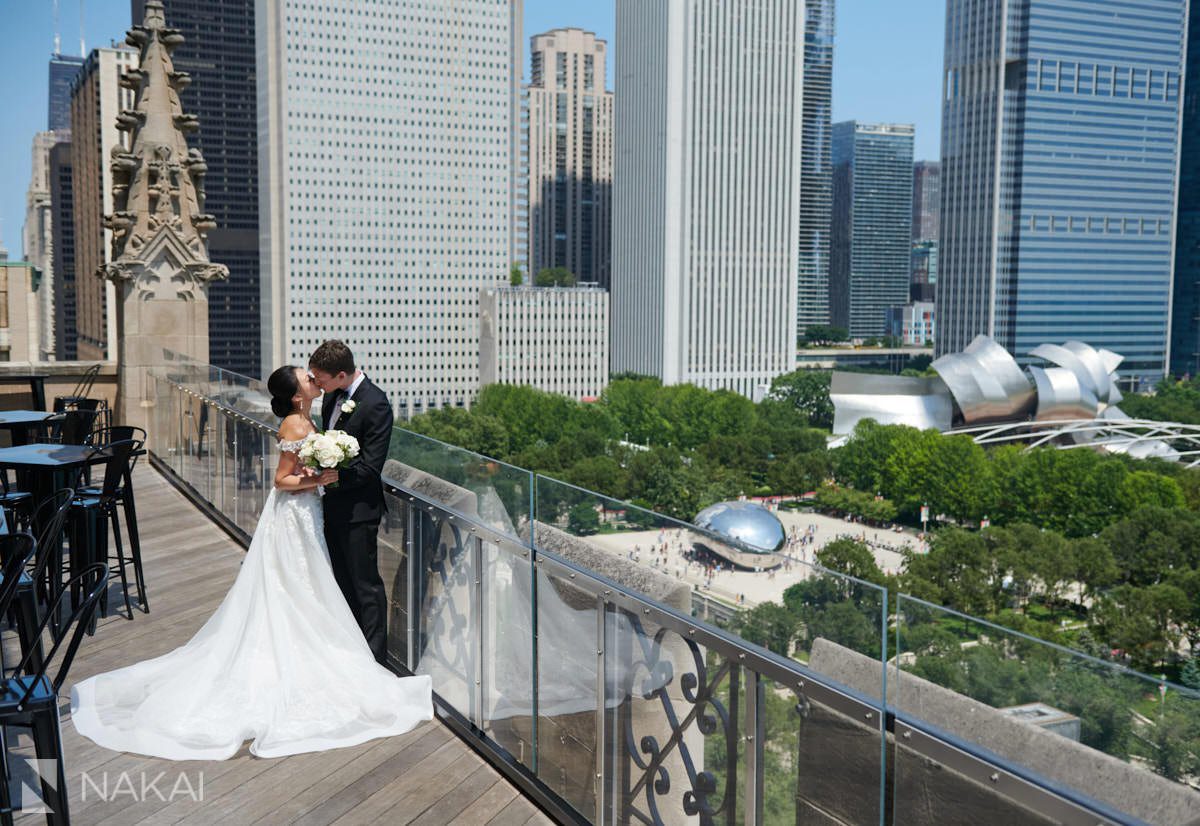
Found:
<box><xmin>341</xmin><ymin>399</ymin><xmax>357</xmax><ymax>414</ymax></box>
<box><xmin>334</xmin><ymin>432</ymin><xmax>360</xmax><ymax>457</ymax></box>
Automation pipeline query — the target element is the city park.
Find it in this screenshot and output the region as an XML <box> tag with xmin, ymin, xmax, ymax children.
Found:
<box><xmin>402</xmin><ymin>348</ymin><xmax>1200</xmax><ymax>788</ymax></box>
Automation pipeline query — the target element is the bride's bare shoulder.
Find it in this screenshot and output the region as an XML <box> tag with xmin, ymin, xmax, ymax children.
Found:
<box><xmin>278</xmin><ymin>414</ymin><xmax>313</xmax><ymax>441</ymax></box>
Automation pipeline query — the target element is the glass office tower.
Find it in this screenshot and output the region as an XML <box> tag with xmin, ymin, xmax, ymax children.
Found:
<box><xmin>797</xmin><ymin>0</ymin><xmax>835</xmax><ymax>333</ymax></box>
<box><xmin>48</xmin><ymin>54</ymin><xmax>84</xmax><ymax>131</ymax></box>
<box><xmin>1171</xmin><ymin>0</ymin><xmax>1200</xmax><ymax>378</ymax></box>
<box><xmin>131</xmin><ymin>0</ymin><xmax>261</xmax><ymax>377</ymax></box>
<box><xmin>830</xmin><ymin>121</ymin><xmax>914</xmax><ymax>338</ymax></box>
<box><xmin>939</xmin><ymin>0</ymin><xmax>1186</xmax><ymax>385</ymax></box>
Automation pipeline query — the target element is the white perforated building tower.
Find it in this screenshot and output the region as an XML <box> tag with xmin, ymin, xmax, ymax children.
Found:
<box><xmin>257</xmin><ymin>0</ymin><xmax>519</xmax><ymax>415</ymax></box>
<box><xmin>611</xmin><ymin>0</ymin><xmax>804</xmax><ymax>398</ymax></box>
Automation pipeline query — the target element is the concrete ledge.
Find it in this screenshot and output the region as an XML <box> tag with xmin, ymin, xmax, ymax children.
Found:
<box><xmin>809</xmin><ymin>638</ymin><xmax>1200</xmax><ymax>826</ymax></box>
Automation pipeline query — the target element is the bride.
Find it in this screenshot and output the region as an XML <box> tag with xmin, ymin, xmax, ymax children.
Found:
<box><xmin>70</xmin><ymin>366</ymin><xmax>433</xmax><ymax>760</ymax></box>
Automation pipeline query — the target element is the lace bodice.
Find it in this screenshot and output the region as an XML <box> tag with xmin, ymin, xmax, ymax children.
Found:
<box><xmin>278</xmin><ymin>438</ymin><xmax>307</xmax><ymax>454</ymax></box>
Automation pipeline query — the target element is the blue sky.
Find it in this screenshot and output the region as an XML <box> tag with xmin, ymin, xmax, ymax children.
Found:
<box><xmin>0</xmin><ymin>0</ymin><xmax>944</xmax><ymax>258</ymax></box>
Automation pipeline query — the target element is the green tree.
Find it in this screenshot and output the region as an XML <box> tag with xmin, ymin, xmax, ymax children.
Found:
<box><xmin>1090</xmin><ymin>583</ymin><xmax>1189</xmax><ymax>670</ymax></box>
<box><xmin>735</xmin><ymin>602</ymin><xmax>799</xmax><ymax>656</ymax></box>
<box><xmin>1118</xmin><ymin>470</ymin><xmax>1186</xmax><ymax>512</ymax></box>
<box><xmin>567</xmin><ymin>501</ymin><xmax>600</xmax><ymax>535</ymax></box>
<box><xmin>1181</xmin><ymin>657</ymin><xmax>1200</xmax><ymax>691</ymax></box>
<box><xmin>903</xmin><ymin>528</ymin><xmax>995</xmax><ymax>616</ymax></box>
<box><xmin>804</xmin><ymin>600</ymin><xmax>882</xmax><ymax>658</ymax></box>
<box><xmin>765</xmin><ymin>452</ymin><xmax>830</xmax><ymax>495</ymax></box>
<box><xmin>534</xmin><ymin>266</ymin><xmax>577</xmax><ymax>287</ymax></box>
<box><xmin>815</xmin><ymin>538</ymin><xmax>886</xmax><ymax>586</ymax></box>
<box><xmin>768</xmin><ymin>370</ymin><xmax>834</xmax><ymax>429</ymax></box>
<box><xmin>601</xmin><ymin>377</ymin><xmax>667</xmax><ymax>445</ymax></box>
<box><xmin>1069</xmin><ymin>536</ymin><xmax>1118</xmax><ymax>609</ymax></box>
<box><xmin>801</xmin><ymin>324</ymin><xmax>849</xmax><ymax>346</ymax></box>
<box><xmin>509</xmin><ymin>263</ymin><xmax>523</xmax><ymax>285</ymax></box>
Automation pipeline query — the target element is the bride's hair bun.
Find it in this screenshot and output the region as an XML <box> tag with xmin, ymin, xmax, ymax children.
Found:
<box><xmin>267</xmin><ymin>365</ymin><xmax>300</xmax><ymax>419</ymax></box>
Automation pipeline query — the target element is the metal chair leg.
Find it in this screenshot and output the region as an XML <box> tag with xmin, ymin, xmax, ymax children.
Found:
<box><xmin>0</xmin><ymin>722</ymin><xmax>12</xmax><ymax>826</ymax></box>
<box><xmin>122</xmin><ymin>492</ymin><xmax>148</xmax><ymax>613</ymax></box>
<box><xmin>109</xmin><ymin>509</ymin><xmax>133</xmax><ymax>620</ymax></box>
<box><xmin>29</xmin><ymin>707</ymin><xmax>69</xmax><ymax>826</ymax></box>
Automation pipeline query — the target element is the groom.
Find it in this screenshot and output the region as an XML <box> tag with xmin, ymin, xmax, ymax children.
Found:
<box><xmin>309</xmin><ymin>340</ymin><xmax>392</xmax><ymax>664</ymax></box>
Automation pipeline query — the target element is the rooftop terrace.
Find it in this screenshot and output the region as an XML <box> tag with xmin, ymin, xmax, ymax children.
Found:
<box><xmin>6</xmin><ymin>465</ymin><xmax>550</xmax><ymax>825</ymax></box>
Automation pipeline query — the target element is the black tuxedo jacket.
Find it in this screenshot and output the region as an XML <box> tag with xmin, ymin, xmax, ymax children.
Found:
<box><xmin>320</xmin><ymin>376</ymin><xmax>393</xmax><ymax>525</ymax></box>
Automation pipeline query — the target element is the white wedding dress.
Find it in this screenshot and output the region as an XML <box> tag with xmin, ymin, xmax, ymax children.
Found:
<box><xmin>69</xmin><ymin>438</ymin><xmax>433</xmax><ymax>760</ymax></box>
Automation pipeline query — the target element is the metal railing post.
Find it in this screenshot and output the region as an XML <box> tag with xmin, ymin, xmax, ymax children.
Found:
<box><xmin>595</xmin><ymin>595</ymin><xmax>607</xmax><ymax>826</ymax></box>
<box><xmin>406</xmin><ymin>500</ymin><xmax>417</xmax><ymax>670</ymax></box>
<box><xmin>472</xmin><ymin>533</ymin><xmax>484</xmax><ymax>729</ymax></box>
<box><xmin>744</xmin><ymin>670</ymin><xmax>763</xmax><ymax>826</ymax></box>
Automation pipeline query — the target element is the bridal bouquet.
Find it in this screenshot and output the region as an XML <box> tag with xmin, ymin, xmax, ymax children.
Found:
<box><xmin>298</xmin><ymin>430</ymin><xmax>360</xmax><ymax>488</ymax></box>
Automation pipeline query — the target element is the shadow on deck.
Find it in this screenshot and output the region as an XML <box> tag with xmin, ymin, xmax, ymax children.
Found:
<box><xmin>7</xmin><ymin>466</ymin><xmax>552</xmax><ymax>826</ymax></box>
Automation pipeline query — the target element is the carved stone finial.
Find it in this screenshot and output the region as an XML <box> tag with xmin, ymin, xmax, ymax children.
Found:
<box><xmin>101</xmin><ymin>0</ymin><xmax>228</xmax><ymax>297</ymax></box>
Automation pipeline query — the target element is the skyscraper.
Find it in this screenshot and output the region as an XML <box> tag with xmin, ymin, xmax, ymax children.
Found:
<box><xmin>23</xmin><ymin>131</ymin><xmax>59</xmax><ymax>360</ymax></box>
<box><xmin>258</xmin><ymin>0</ymin><xmax>517</xmax><ymax>415</ymax></box>
<box><xmin>48</xmin><ymin>54</ymin><xmax>84</xmax><ymax>131</ymax></box>
<box><xmin>1171</xmin><ymin>0</ymin><xmax>1200</xmax><ymax>377</ymax></box>
<box><xmin>526</xmin><ymin>28</ymin><xmax>613</xmax><ymax>288</ymax></box>
<box><xmin>911</xmin><ymin>160</ymin><xmax>940</xmax><ymax>302</ymax></box>
<box><xmin>49</xmin><ymin>141</ymin><xmax>76</xmax><ymax>360</ymax></box>
<box><xmin>912</xmin><ymin>161</ymin><xmax>940</xmax><ymax>241</ymax></box>
<box><xmin>612</xmin><ymin>0</ymin><xmax>803</xmax><ymax>398</ymax></box>
<box><xmin>939</xmin><ymin>0</ymin><xmax>1186</xmax><ymax>384</ymax></box>
<box><xmin>131</xmin><ymin>0</ymin><xmax>261</xmax><ymax>377</ymax></box>
<box><xmin>797</xmin><ymin>0</ymin><xmax>835</xmax><ymax>334</ymax></box>
<box><xmin>69</xmin><ymin>46</ymin><xmax>137</xmax><ymax>361</ymax></box>
<box><xmin>830</xmin><ymin>121</ymin><xmax>914</xmax><ymax>338</ymax></box>
<box><xmin>480</xmin><ymin>284</ymin><xmax>609</xmax><ymax>400</ymax></box>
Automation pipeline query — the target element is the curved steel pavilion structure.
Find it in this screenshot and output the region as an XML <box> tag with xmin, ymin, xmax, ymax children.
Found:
<box><xmin>830</xmin><ymin>335</ymin><xmax>1200</xmax><ymax>466</ymax></box>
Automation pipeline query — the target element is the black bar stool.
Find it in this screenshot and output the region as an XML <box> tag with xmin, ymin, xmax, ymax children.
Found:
<box><xmin>0</xmin><ymin>564</ymin><xmax>108</xmax><ymax>826</ymax></box>
<box><xmin>82</xmin><ymin>427</ymin><xmax>146</xmax><ymax>610</ymax></box>
<box><xmin>70</xmin><ymin>439</ymin><xmax>147</xmax><ymax>625</ymax></box>
<box><xmin>26</xmin><ymin>491</ymin><xmax>75</xmax><ymax>643</ymax></box>
<box><xmin>0</xmin><ymin>473</ymin><xmax>31</xmax><ymax>535</ymax></box>
<box><xmin>0</xmin><ymin>534</ymin><xmax>40</xmax><ymax>681</ymax></box>
<box><xmin>51</xmin><ymin>364</ymin><xmax>101</xmax><ymax>412</ymax></box>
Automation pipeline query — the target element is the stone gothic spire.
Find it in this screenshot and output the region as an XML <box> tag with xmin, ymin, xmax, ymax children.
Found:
<box><xmin>100</xmin><ymin>0</ymin><xmax>227</xmax><ymax>296</ymax></box>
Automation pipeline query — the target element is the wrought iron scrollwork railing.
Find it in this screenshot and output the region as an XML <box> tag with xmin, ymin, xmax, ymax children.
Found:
<box><xmin>145</xmin><ymin>367</ymin><xmax>1171</xmax><ymax>826</ymax></box>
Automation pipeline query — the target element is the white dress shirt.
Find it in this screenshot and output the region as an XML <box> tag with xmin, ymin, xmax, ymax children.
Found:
<box><xmin>330</xmin><ymin>370</ymin><xmax>365</xmax><ymax>429</ymax></box>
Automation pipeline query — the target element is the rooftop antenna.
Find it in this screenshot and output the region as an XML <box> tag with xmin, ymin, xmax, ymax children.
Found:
<box><xmin>79</xmin><ymin>0</ymin><xmax>85</xmax><ymax>55</ymax></box>
<box><xmin>52</xmin><ymin>0</ymin><xmax>61</xmax><ymax>54</ymax></box>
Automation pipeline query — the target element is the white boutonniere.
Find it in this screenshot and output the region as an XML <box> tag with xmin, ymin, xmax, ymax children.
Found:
<box><xmin>340</xmin><ymin>399</ymin><xmax>357</xmax><ymax>416</ymax></box>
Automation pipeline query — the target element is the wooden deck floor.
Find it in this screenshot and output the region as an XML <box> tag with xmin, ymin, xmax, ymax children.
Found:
<box><xmin>8</xmin><ymin>465</ymin><xmax>553</xmax><ymax>826</ymax></box>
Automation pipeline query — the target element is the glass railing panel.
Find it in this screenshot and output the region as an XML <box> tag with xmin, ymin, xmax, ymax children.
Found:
<box><xmin>379</xmin><ymin>490</ymin><xmax>413</xmax><ymax>673</ymax></box>
<box><xmin>604</xmin><ymin>600</ymin><xmax>745</xmax><ymax>824</ymax></box>
<box><xmin>213</xmin><ymin>403</ymin><xmax>231</xmax><ymax>513</ymax></box>
<box><xmin>387</xmin><ymin>426</ymin><xmax>531</xmax><ymax>544</ymax></box>
<box><xmin>535</xmin><ymin>567</ymin><xmax>603</xmax><ymax>814</ymax></box>
<box><xmin>482</xmin><ymin>536</ymin><xmax>536</xmax><ymax>773</ymax></box>
<box><xmin>212</xmin><ymin>369</ymin><xmax>274</xmax><ymax>429</ymax></box>
<box><xmin>411</xmin><ymin>504</ymin><xmax>479</xmax><ymax>724</ymax></box>
<box><xmin>530</xmin><ymin>476</ymin><xmax>891</xmax><ymax>704</ymax></box>
<box><xmin>148</xmin><ymin>373</ymin><xmax>170</xmax><ymax>459</ymax></box>
<box><xmin>229</xmin><ymin>416</ymin><xmax>268</xmax><ymax>535</ymax></box>
<box><xmin>893</xmin><ymin>594</ymin><xmax>1198</xmax><ymax>825</ymax></box>
<box><xmin>179</xmin><ymin>389</ymin><xmax>204</xmax><ymax>491</ymax></box>
<box><xmin>167</xmin><ymin>379</ymin><xmax>185</xmax><ymax>477</ymax></box>
<box><xmin>761</xmin><ymin>674</ymin><xmax>884</xmax><ymax>825</ymax></box>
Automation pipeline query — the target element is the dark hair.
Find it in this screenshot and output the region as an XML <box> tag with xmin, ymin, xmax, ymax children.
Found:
<box><xmin>309</xmin><ymin>340</ymin><xmax>355</xmax><ymax>376</ymax></box>
<box><xmin>267</xmin><ymin>365</ymin><xmax>301</xmax><ymax>419</ymax></box>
